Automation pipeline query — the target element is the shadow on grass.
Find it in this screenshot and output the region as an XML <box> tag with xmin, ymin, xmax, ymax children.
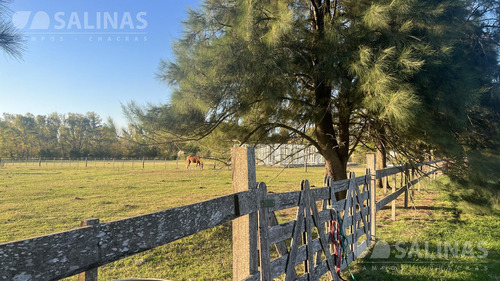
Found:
<box><xmin>350</xmin><ymin>240</ymin><xmax>500</xmax><ymax>281</ymax></box>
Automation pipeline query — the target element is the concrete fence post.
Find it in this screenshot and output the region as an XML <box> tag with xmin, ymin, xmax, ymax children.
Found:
<box><xmin>232</xmin><ymin>147</ymin><xmax>259</xmax><ymax>280</ymax></box>
<box><xmin>366</xmin><ymin>153</ymin><xmax>376</xmax><ymax>243</ymax></box>
<box><xmin>78</xmin><ymin>218</ymin><xmax>100</xmax><ymax>281</ymax></box>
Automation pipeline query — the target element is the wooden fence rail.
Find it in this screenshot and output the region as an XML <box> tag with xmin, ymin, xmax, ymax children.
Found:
<box><xmin>0</xmin><ymin>190</ymin><xmax>259</xmax><ymax>281</ymax></box>
<box><xmin>0</xmin><ymin>148</ymin><xmax>444</xmax><ymax>281</ymax></box>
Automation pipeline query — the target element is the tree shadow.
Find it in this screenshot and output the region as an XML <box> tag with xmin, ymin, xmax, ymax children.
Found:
<box><xmin>350</xmin><ymin>241</ymin><xmax>499</xmax><ymax>281</ymax></box>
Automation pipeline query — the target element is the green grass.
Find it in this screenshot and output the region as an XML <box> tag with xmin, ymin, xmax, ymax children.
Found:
<box><xmin>350</xmin><ymin>176</ymin><xmax>500</xmax><ymax>281</ymax></box>
<box><xmin>1</xmin><ymin>163</ymin><xmax>498</xmax><ymax>280</ymax></box>
<box><xmin>0</xmin><ymin>161</ymin><xmax>339</xmax><ymax>280</ymax></box>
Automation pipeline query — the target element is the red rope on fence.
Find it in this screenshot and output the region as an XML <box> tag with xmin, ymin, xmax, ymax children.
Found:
<box><xmin>331</xmin><ymin>219</ymin><xmax>347</xmax><ymax>281</ymax></box>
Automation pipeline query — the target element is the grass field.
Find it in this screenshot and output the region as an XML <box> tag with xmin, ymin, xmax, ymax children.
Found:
<box><xmin>351</xmin><ymin>176</ymin><xmax>500</xmax><ymax>281</ymax></box>
<box><xmin>1</xmin><ymin>162</ymin><xmax>499</xmax><ymax>280</ymax></box>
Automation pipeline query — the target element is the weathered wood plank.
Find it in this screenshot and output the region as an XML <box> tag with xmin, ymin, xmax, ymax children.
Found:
<box><xmin>265</xmin><ymin>175</ymin><xmax>366</xmax><ymax>213</ymax></box>
<box><xmin>343</xmin><ymin>228</ymin><xmax>366</xmax><ymax>249</ymax></box>
<box><xmin>77</xmin><ymin>219</ymin><xmax>99</xmax><ymax>281</ymax></box>
<box><xmin>270</xmin><ymin>233</ymin><xmax>329</xmax><ymax>279</ymax></box>
<box><xmin>267</xmin><ymin>186</ymin><xmax>336</xmax><ymax>213</ymax></box>
<box><xmin>313</xmin><ymin>260</ymin><xmax>329</xmax><ymax>281</ymax></box>
<box><xmin>269</xmin><ymin>220</ymin><xmax>295</xmax><ymax>246</ymax></box>
<box><xmin>268</xmin><ymin>212</ymin><xmax>288</xmax><ymax>257</ymax></box>
<box><xmin>232</xmin><ymin>146</ymin><xmax>259</xmax><ymax>281</ymax></box>
<box><xmin>367</xmin><ymin>159</ymin><xmax>376</xmax><ymax>244</ymax></box>
<box><xmin>236</xmin><ymin>189</ymin><xmax>260</xmax><ymax>216</ymax></box>
<box><xmin>268</xmin><ymin>202</ymin><xmax>369</xmax><ymax>247</ymax></box>
<box><xmin>316</xmin><ymin>199</ymin><xmax>328</xmax><ymax>268</ymax></box>
<box><xmin>376</xmin><ymin>186</ymin><xmax>408</xmax><ymax>211</ymax></box>
<box><xmin>0</xmin><ymin>192</ymin><xmax>245</xmax><ymax>281</ymax></box>
<box><xmin>355</xmin><ymin>175</ymin><xmax>370</xmax><ymax>187</ymax></box>
<box><xmin>331</xmin><ymin>179</ymin><xmax>350</xmax><ymax>193</ymax></box>
<box><xmin>354</xmin><ymin>184</ymin><xmax>370</xmax><ymax>242</ymax></box>
<box><xmin>375</xmin><ymin>160</ymin><xmax>443</xmax><ymax>180</ymax></box>
<box><xmin>302</xmin><ymin>181</ymin><xmax>315</xmax><ymax>280</ymax></box>
<box><xmin>356</xmin><ymin>240</ymin><xmax>368</xmax><ymax>259</ymax></box>
<box><xmin>309</xmin><ymin>186</ymin><xmax>336</xmax><ymax>278</ymax></box>
<box><xmin>375</xmin><ymin>165</ymin><xmax>406</xmax><ymax>179</ymax></box>
<box><xmin>267</xmin><ymin>191</ymin><xmax>301</xmax><ymax>212</ymax></box>
<box><xmin>339</xmin><ymin>249</ymin><xmax>355</xmax><ymax>271</ymax></box>
<box><xmin>242</xmin><ymin>272</ymin><xmax>261</xmax><ymax>281</ymax></box>
<box><xmin>258</xmin><ymin>183</ymin><xmax>271</xmax><ymax>281</ymax></box>
<box><xmin>284</xmin><ymin>191</ymin><xmax>304</xmax><ymax>281</ymax></box>
<box><xmin>342</xmin><ymin>177</ymin><xmax>353</xmax><ymax>257</ymax></box>
<box><xmin>392</xmin><ymin>174</ymin><xmax>397</xmax><ymax>221</ymax></box>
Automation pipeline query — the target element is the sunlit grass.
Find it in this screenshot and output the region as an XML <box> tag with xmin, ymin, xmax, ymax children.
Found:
<box><xmin>1</xmin><ymin>163</ymin><xmax>497</xmax><ymax>280</ymax></box>
<box><xmin>351</xmin><ymin>177</ymin><xmax>500</xmax><ymax>281</ymax></box>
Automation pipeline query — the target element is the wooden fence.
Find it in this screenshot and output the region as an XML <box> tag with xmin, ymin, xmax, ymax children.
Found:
<box><xmin>0</xmin><ymin>158</ymin><xmax>173</xmax><ymax>169</ymax></box>
<box><xmin>0</xmin><ymin>147</ymin><xmax>443</xmax><ymax>281</ymax></box>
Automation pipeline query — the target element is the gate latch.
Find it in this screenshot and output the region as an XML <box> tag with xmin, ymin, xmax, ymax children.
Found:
<box><xmin>261</xmin><ymin>199</ymin><xmax>275</xmax><ymax>208</ymax></box>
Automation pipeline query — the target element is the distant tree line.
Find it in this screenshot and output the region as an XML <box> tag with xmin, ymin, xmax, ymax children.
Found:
<box><xmin>0</xmin><ymin>112</ymin><xmax>178</xmax><ymax>159</ymax></box>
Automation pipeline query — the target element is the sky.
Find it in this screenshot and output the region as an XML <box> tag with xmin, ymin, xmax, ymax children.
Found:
<box><xmin>0</xmin><ymin>0</ymin><xmax>202</xmax><ymax>129</ymax></box>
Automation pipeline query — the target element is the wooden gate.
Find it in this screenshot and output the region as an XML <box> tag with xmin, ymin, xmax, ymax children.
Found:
<box><xmin>255</xmin><ymin>172</ymin><xmax>371</xmax><ymax>281</ymax></box>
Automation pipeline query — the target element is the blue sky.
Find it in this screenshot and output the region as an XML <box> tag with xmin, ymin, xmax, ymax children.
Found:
<box><xmin>0</xmin><ymin>0</ymin><xmax>202</xmax><ymax>128</ymax></box>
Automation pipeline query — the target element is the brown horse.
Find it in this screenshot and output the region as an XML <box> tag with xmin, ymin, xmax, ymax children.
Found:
<box><xmin>186</xmin><ymin>156</ymin><xmax>204</xmax><ymax>170</ymax></box>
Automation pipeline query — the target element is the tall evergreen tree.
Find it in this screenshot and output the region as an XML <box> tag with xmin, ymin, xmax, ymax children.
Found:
<box><xmin>128</xmin><ymin>0</ymin><xmax>498</xmax><ymax>188</ymax></box>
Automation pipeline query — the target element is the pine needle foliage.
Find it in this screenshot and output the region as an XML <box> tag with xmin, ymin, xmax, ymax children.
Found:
<box><xmin>126</xmin><ymin>0</ymin><xmax>499</xmax><ymax>183</ymax></box>
<box><xmin>0</xmin><ymin>0</ymin><xmax>23</xmax><ymax>59</ymax></box>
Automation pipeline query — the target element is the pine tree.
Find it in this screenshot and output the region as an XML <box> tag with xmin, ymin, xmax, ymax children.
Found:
<box><xmin>0</xmin><ymin>0</ymin><xmax>23</xmax><ymax>58</ymax></box>
<box><xmin>128</xmin><ymin>0</ymin><xmax>499</xmax><ymax>192</ymax></box>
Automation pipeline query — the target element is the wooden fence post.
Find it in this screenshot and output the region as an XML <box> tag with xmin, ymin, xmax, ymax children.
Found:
<box><xmin>392</xmin><ymin>174</ymin><xmax>396</xmax><ymax>221</ymax></box>
<box><xmin>366</xmin><ymin>153</ymin><xmax>376</xmax><ymax>243</ymax></box>
<box><xmin>404</xmin><ymin>166</ymin><xmax>409</xmax><ymax>208</ymax></box>
<box><xmin>78</xmin><ymin>218</ymin><xmax>99</xmax><ymax>281</ymax></box>
<box><xmin>383</xmin><ymin>176</ymin><xmax>387</xmax><ymax>194</ymax></box>
<box><xmin>416</xmin><ymin>166</ymin><xmax>421</xmax><ymax>191</ymax></box>
<box><xmin>232</xmin><ymin>147</ymin><xmax>259</xmax><ymax>281</ymax></box>
<box><xmin>411</xmin><ymin>168</ymin><xmax>415</xmax><ymax>200</ymax></box>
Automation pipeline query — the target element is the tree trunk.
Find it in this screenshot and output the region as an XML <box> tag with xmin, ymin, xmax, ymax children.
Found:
<box><xmin>310</xmin><ymin>0</ymin><xmax>349</xmax><ymax>199</ymax></box>
<box><xmin>314</xmin><ymin>83</ymin><xmax>348</xmax><ymax>199</ymax></box>
<box><xmin>375</xmin><ymin>126</ymin><xmax>388</xmax><ymax>188</ymax></box>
